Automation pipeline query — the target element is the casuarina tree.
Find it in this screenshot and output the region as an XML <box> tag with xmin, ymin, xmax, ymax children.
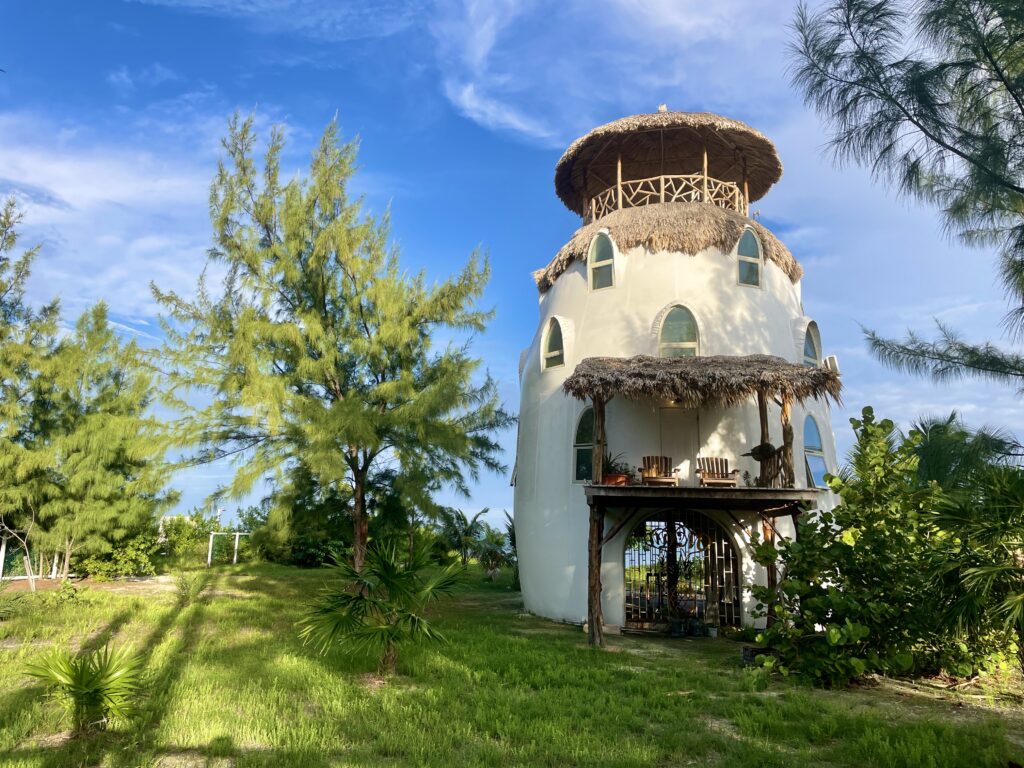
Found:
<box><xmin>154</xmin><ymin>115</ymin><xmax>513</xmax><ymax>570</ymax></box>
<box><xmin>791</xmin><ymin>0</ymin><xmax>1024</xmax><ymax>389</ymax></box>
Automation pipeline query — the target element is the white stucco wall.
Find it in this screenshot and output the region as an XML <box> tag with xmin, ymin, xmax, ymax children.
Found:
<box><xmin>513</xmin><ymin>230</ymin><xmax>840</xmax><ymax>626</ymax></box>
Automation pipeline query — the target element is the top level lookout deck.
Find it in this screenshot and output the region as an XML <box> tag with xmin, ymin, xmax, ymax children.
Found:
<box><xmin>556</xmin><ymin>109</ymin><xmax>782</xmax><ymax>224</ymax></box>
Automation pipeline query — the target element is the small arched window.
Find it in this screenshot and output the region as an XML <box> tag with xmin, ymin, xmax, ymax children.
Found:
<box><xmin>573</xmin><ymin>407</ymin><xmax>594</xmax><ymax>482</ymax></box>
<box><xmin>804</xmin><ymin>415</ymin><xmax>828</xmax><ymax>488</ymax></box>
<box><xmin>543</xmin><ymin>318</ymin><xmax>564</xmax><ymax>370</ymax></box>
<box><xmin>589</xmin><ymin>232</ymin><xmax>615</xmax><ymax>290</ymax></box>
<box><xmin>659</xmin><ymin>306</ymin><xmax>699</xmax><ymax>358</ymax></box>
<box><xmin>803</xmin><ymin>322</ymin><xmax>820</xmax><ymax>367</ymax></box>
<box><xmin>737</xmin><ymin>229</ymin><xmax>761</xmax><ymax>287</ymax></box>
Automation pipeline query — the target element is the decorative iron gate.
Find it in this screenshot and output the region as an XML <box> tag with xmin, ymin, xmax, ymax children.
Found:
<box><xmin>623</xmin><ymin>510</ymin><xmax>741</xmax><ymax>630</ymax></box>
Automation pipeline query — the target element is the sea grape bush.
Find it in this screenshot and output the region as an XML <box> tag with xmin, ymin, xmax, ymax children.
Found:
<box><xmin>753</xmin><ymin>407</ymin><xmax>1014</xmax><ymax>686</ymax></box>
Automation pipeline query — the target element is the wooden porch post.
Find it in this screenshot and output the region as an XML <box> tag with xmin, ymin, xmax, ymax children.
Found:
<box><xmin>587</xmin><ymin>504</ymin><xmax>605</xmax><ymax>647</ymax></box>
<box><xmin>761</xmin><ymin>516</ymin><xmax>778</xmax><ymax>627</ymax></box>
<box><xmin>592</xmin><ymin>396</ymin><xmax>606</xmax><ymax>485</ymax></box>
<box><xmin>780</xmin><ymin>395</ymin><xmax>794</xmax><ymax>488</ymax></box>
<box><xmin>756</xmin><ymin>389</ymin><xmax>770</xmax><ymax>485</ymax></box>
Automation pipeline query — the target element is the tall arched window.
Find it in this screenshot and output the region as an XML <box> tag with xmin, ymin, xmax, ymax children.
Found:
<box><xmin>803</xmin><ymin>322</ymin><xmax>820</xmax><ymax>367</ymax></box>
<box><xmin>804</xmin><ymin>415</ymin><xmax>828</xmax><ymax>488</ymax></box>
<box><xmin>573</xmin><ymin>407</ymin><xmax>594</xmax><ymax>482</ymax></box>
<box><xmin>543</xmin><ymin>318</ymin><xmax>564</xmax><ymax>370</ymax></box>
<box><xmin>589</xmin><ymin>232</ymin><xmax>615</xmax><ymax>290</ymax></box>
<box><xmin>737</xmin><ymin>229</ymin><xmax>761</xmax><ymax>287</ymax></box>
<box><xmin>659</xmin><ymin>306</ymin><xmax>699</xmax><ymax>357</ymax></box>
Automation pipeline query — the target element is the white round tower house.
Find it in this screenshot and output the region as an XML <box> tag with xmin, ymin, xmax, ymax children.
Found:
<box><xmin>513</xmin><ymin>110</ymin><xmax>841</xmax><ymax>640</ymax></box>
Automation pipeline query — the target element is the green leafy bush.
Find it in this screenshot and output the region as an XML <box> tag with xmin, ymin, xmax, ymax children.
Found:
<box><xmin>78</xmin><ymin>535</ymin><xmax>158</xmax><ymax>580</ymax></box>
<box><xmin>753</xmin><ymin>407</ymin><xmax>1011</xmax><ymax>686</ymax></box>
<box><xmin>25</xmin><ymin>644</ymin><xmax>143</xmax><ymax>734</ymax></box>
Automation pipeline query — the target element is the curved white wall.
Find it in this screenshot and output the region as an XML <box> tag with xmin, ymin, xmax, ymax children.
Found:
<box><xmin>514</xmin><ymin>233</ymin><xmax>840</xmax><ymax>625</ymax></box>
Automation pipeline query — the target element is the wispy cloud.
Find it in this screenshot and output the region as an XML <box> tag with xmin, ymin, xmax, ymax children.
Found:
<box><xmin>107</xmin><ymin>62</ymin><xmax>182</xmax><ymax>95</ymax></box>
<box><xmin>129</xmin><ymin>0</ymin><xmax>426</xmax><ymax>40</ymax></box>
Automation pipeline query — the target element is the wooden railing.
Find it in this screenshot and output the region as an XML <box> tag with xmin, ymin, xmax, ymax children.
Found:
<box><xmin>585</xmin><ymin>173</ymin><xmax>745</xmax><ymax>223</ymax></box>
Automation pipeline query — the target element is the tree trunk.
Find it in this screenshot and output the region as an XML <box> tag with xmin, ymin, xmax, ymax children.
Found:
<box><xmin>22</xmin><ymin>553</ymin><xmax>36</xmax><ymax>593</ymax></box>
<box><xmin>62</xmin><ymin>538</ymin><xmax>73</xmax><ymax>579</ymax></box>
<box><xmin>587</xmin><ymin>505</ymin><xmax>605</xmax><ymax>647</ymax></box>
<box><xmin>352</xmin><ymin>471</ymin><xmax>368</xmax><ymax>571</ymax></box>
<box><xmin>380</xmin><ymin>642</ymin><xmax>397</xmax><ymax>676</ymax></box>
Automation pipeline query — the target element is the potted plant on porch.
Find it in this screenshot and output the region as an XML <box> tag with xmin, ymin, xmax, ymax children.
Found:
<box><xmin>601</xmin><ymin>450</ymin><xmax>634</xmax><ymax>486</ymax></box>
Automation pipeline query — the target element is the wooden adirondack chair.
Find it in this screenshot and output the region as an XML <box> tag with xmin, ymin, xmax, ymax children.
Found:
<box><xmin>695</xmin><ymin>457</ymin><xmax>740</xmax><ymax>488</ymax></box>
<box><xmin>641</xmin><ymin>455</ymin><xmax>677</xmax><ymax>486</ymax></box>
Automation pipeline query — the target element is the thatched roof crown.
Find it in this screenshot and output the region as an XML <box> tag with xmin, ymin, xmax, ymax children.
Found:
<box><xmin>533</xmin><ymin>202</ymin><xmax>802</xmax><ymax>292</ymax></box>
<box><xmin>555</xmin><ymin>111</ymin><xmax>783</xmax><ymax>215</ymax></box>
<box><xmin>563</xmin><ymin>355</ymin><xmax>842</xmax><ymax>408</ymax></box>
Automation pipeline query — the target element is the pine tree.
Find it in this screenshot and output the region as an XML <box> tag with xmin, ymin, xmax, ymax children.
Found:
<box><xmin>38</xmin><ymin>304</ymin><xmax>176</xmax><ymax>576</ymax></box>
<box><xmin>0</xmin><ymin>198</ymin><xmax>60</xmax><ymax>590</ymax></box>
<box><xmin>154</xmin><ymin>116</ymin><xmax>513</xmax><ymax>570</ymax></box>
<box><xmin>791</xmin><ymin>0</ymin><xmax>1024</xmax><ymax>386</ymax></box>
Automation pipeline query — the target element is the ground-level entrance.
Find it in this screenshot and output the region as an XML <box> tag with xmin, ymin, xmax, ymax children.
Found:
<box><xmin>583</xmin><ymin>485</ymin><xmax>822</xmax><ymax>647</ymax></box>
<box><xmin>624</xmin><ymin>509</ymin><xmax>741</xmax><ymax>631</ymax></box>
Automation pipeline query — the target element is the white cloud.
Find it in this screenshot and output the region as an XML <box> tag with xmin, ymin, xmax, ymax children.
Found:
<box><xmin>107</xmin><ymin>62</ymin><xmax>182</xmax><ymax>95</ymax></box>
<box><xmin>129</xmin><ymin>0</ymin><xmax>425</xmax><ymax>40</ymax></box>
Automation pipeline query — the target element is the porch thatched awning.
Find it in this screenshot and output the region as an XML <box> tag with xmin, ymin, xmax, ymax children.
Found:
<box><xmin>562</xmin><ymin>354</ymin><xmax>842</xmax><ymax>407</ymax></box>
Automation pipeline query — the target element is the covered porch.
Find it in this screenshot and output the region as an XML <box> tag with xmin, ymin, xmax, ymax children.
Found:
<box><xmin>562</xmin><ymin>354</ymin><xmax>841</xmax><ymax>646</ymax></box>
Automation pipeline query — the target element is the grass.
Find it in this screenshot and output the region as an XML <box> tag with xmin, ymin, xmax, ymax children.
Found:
<box><xmin>0</xmin><ymin>565</ymin><xmax>1021</xmax><ymax>767</ymax></box>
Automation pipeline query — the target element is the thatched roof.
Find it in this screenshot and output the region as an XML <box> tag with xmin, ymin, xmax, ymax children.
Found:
<box><xmin>533</xmin><ymin>202</ymin><xmax>802</xmax><ymax>292</ymax></box>
<box><xmin>555</xmin><ymin>111</ymin><xmax>783</xmax><ymax>215</ymax></box>
<box><xmin>563</xmin><ymin>355</ymin><xmax>842</xmax><ymax>408</ymax></box>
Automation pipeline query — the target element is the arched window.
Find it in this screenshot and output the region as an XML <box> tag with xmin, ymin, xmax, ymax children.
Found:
<box><xmin>543</xmin><ymin>318</ymin><xmax>564</xmax><ymax>370</ymax></box>
<box><xmin>737</xmin><ymin>229</ymin><xmax>761</xmax><ymax>287</ymax></box>
<box><xmin>573</xmin><ymin>407</ymin><xmax>594</xmax><ymax>482</ymax></box>
<box><xmin>804</xmin><ymin>415</ymin><xmax>828</xmax><ymax>488</ymax></box>
<box><xmin>659</xmin><ymin>306</ymin><xmax>699</xmax><ymax>358</ymax></box>
<box><xmin>803</xmin><ymin>322</ymin><xmax>820</xmax><ymax>367</ymax></box>
<box><xmin>589</xmin><ymin>232</ymin><xmax>615</xmax><ymax>290</ymax></box>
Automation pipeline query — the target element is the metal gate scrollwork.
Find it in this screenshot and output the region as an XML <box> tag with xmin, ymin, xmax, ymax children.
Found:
<box><xmin>623</xmin><ymin>510</ymin><xmax>741</xmax><ymax>630</ymax></box>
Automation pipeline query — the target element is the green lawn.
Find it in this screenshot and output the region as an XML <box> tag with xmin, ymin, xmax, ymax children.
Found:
<box><xmin>1</xmin><ymin>565</ymin><xmax>1022</xmax><ymax>767</ymax></box>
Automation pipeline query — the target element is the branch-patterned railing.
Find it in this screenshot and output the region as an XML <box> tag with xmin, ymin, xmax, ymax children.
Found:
<box><xmin>585</xmin><ymin>174</ymin><xmax>745</xmax><ymax>223</ymax></box>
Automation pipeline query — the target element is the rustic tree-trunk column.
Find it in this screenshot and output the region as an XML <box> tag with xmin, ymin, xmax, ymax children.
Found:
<box><xmin>616</xmin><ymin>155</ymin><xmax>623</xmax><ymax>211</ymax></box>
<box><xmin>592</xmin><ymin>396</ymin><xmax>606</xmax><ymax>485</ymax></box>
<box><xmin>587</xmin><ymin>504</ymin><xmax>605</xmax><ymax>647</ymax></box>
<box><xmin>756</xmin><ymin>389</ymin><xmax>770</xmax><ymax>485</ymax></box>
<box><xmin>761</xmin><ymin>516</ymin><xmax>778</xmax><ymax>626</ymax></box>
<box><xmin>780</xmin><ymin>395</ymin><xmax>794</xmax><ymax>488</ymax></box>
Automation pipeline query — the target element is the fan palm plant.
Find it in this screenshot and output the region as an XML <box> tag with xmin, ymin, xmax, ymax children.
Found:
<box><xmin>25</xmin><ymin>644</ymin><xmax>143</xmax><ymax>734</ymax></box>
<box><xmin>297</xmin><ymin>540</ymin><xmax>463</xmax><ymax>675</ymax></box>
<box><xmin>0</xmin><ymin>580</ymin><xmax>22</xmax><ymax>620</ymax></box>
<box><xmin>438</xmin><ymin>508</ymin><xmax>487</xmax><ymax>565</ymax></box>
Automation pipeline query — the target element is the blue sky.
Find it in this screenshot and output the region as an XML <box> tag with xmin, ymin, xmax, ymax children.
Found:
<box><xmin>2</xmin><ymin>0</ymin><xmax>1020</xmax><ymax>524</ymax></box>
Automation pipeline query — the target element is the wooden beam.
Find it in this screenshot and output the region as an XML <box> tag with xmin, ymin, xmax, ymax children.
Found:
<box><xmin>587</xmin><ymin>505</ymin><xmax>605</xmax><ymax>647</ymax></box>
<box><xmin>616</xmin><ymin>154</ymin><xmax>623</xmax><ymax>211</ymax></box>
<box><xmin>780</xmin><ymin>395</ymin><xmax>794</xmax><ymax>489</ymax></box>
<box><xmin>757</xmin><ymin>389</ymin><xmax>770</xmax><ymax>484</ymax></box>
<box><xmin>761</xmin><ymin>517</ymin><xmax>778</xmax><ymax>626</ymax></box>
<box><xmin>702</xmin><ymin>146</ymin><xmax>709</xmax><ymax>202</ymax></box>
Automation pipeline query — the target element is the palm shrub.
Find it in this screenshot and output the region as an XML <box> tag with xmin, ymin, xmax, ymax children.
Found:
<box><xmin>174</xmin><ymin>571</ymin><xmax>210</xmax><ymax>606</ymax></box>
<box><xmin>25</xmin><ymin>644</ymin><xmax>143</xmax><ymax>734</ymax></box>
<box><xmin>298</xmin><ymin>541</ymin><xmax>463</xmax><ymax>675</ymax></box>
<box><xmin>0</xmin><ymin>580</ymin><xmax>22</xmax><ymax>620</ymax></box>
<box><xmin>933</xmin><ymin>465</ymin><xmax>1024</xmax><ymax>674</ymax></box>
<box><xmin>475</xmin><ymin>525</ymin><xmax>511</xmax><ymax>580</ymax></box>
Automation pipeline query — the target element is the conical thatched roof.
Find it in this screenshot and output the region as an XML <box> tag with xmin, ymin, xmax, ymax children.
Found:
<box><xmin>533</xmin><ymin>202</ymin><xmax>801</xmax><ymax>292</ymax></box>
<box><xmin>555</xmin><ymin>111</ymin><xmax>782</xmax><ymax>215</ymax></box>
<box><xmin>563</xmin><ymin>355</ymin><xmax>842</xmax><ymax>408</ymax></box>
